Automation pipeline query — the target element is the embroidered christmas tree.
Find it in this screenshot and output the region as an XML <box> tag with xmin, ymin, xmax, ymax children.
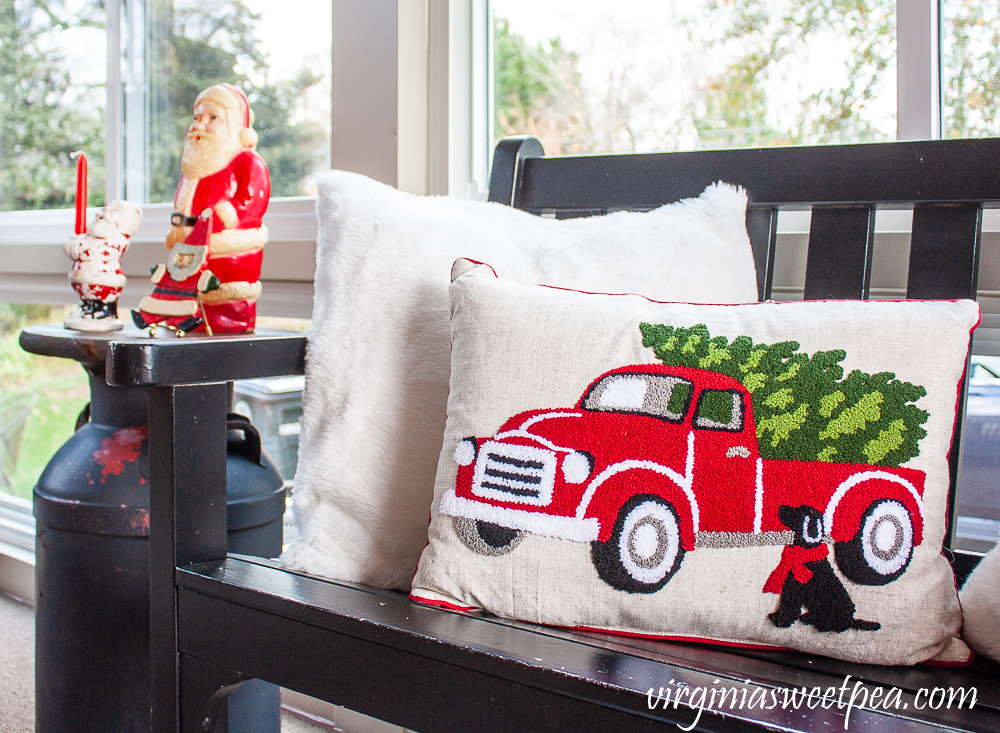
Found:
<box><xmin>639</xmin><ymin>323</ymin><xmax>928</xmax><ymax>468</ymax></box>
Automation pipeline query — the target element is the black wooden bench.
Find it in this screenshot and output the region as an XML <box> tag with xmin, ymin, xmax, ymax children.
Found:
<box><xmin>111</xmin><ymin>137</ymin><xmax>1000</xmax><ymax>732</ymax></box>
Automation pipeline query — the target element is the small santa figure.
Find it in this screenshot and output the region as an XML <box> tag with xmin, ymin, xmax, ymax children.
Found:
<box><xmin>133</xmin><ymin>82</ymin><xmax>270</xmax><ymax>335</ymax></box>
<box><xmin>141</xmin><ymin>211</ymin><xmax>222</xmax><ymax>336</ymax></box>
<box><xmin>64</xmin><ymin>200</ymin><xmax>143</xmax><ymax>332</ymax></box>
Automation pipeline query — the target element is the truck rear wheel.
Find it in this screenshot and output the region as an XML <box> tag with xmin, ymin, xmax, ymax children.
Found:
<box><xmin>834</xmin><ymin>499</ymin><xmax>914</xmax><ymax>586</ymax></box>
<box><xmin>455</xmin><ymin>516</ymin><xmax>524</xmax><ymax>556</ymax></box>
<box><xmin>591</xmin><ymin>494</ymin><xmax>685</xmax><ymax>593</ymax></box>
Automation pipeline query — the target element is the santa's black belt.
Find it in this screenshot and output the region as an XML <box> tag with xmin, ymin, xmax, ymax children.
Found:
<box><xmin>171</xmin><ymin>212</ymin><xmax>199</xmax><ymax>227</ymax></box>
<box><xmin>153</xmin><ymin>285</ymin><xmax>196</xmax><ymax>297</ymax></box>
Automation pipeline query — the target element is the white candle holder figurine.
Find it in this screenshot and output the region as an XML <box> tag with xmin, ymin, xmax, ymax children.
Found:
<box><xmin>63</xmin><ymin>152</ymin><xmax>143</xmax><ymax>332</ymax></box>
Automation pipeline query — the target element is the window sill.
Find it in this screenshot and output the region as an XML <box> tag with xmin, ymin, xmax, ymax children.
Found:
<box><xmin>0</xmin><ymin>198</ymin><xmax>318</xmax><ymax>318</ymax></box>
<box><xmin>0</xmin><ymin>495</ymin><xmax>35</xmax><ymax>604</ymax></box>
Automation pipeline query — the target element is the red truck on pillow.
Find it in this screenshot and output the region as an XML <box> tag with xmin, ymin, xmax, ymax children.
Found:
<box><xmin>440</xmin><ymin>364</ymin><xmax>926</xmax><ymax>593</ymax></box>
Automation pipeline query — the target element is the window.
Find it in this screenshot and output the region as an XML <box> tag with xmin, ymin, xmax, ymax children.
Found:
<box><xmin>941</xmin><ymin>0</ymin><xmax>1000</xmax><ymax>138</ymax></box>
<box><xmin>584</xmin><ymin>373</ymin><xmax>693</xmax><ymax>421</ymax></box>
<box><xmin>694</xmin><ymin>390</ymin><xmax>744</xmax><ymax>432</ymax></box>
<box><xmin>0</xmin><ymin>0</ymin><xmax>330</xmax><ymax>211</ymax></box>
<box><xmin>1</xmin><ymin>0</ymin><xmax>107</xmax><ymax>211</ymax></box>
<box><xmin>127</xmin><ymin>0</ymin><xmax>331</xmax><ymax>204</ymax></box>
<box><xmin>490</xmin><ymin>0</ymin><xmax>898</xmax><ymax>155</ymax></box>
<box><xmin>0</xmin><ymin>303</ymin><xmax>88</xmax><ymax>504</ymax></box>
<box><xmin>0</xmin><ymin>0</ymin><xmax>331</xmax><ymax>316</ymax></box>
<box><xmin>489</xmin><ymin>1</ymin><xmax>1000</xmax><ymax>154</ymax></box>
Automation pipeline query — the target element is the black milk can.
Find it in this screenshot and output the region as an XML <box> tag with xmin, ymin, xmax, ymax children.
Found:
<box><xmin>33</xmin><ymin>365</ymin><xmax>284</xmax><ymax>733</ymax></box>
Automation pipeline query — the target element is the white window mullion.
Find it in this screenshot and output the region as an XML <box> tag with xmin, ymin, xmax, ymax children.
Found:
<box><xmin>122</xmin><ymin>0</ymin><xmax>149</xmax><ymax>203</ymax></box>
<box><xmin>105</xmin><ymin>0</ymin><xmax>124</xmax><ymax>201</ymax></box>
<box><xmin>469</xmin><ymin>0</ymin><xmax>489</xmax><ymax>198</ymax></box>
<box><xmin>427</xmin><ymin>0</ymin><xmax>450</xmax><ymax>195</ymax></box>
<box><xmin>331</xmin><ymin>0</ymin><xmax>399</xmax><ymax>187</ymax></box>
<box><xmin>897</xmin><ymin>0</ymin><xmax>942</xmax><ymax>140</ymax></box>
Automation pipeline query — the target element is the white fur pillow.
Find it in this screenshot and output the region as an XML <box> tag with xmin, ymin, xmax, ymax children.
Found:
<box><xmin>959</xmin><ymin>542</ymin><xmax>1000</xmax><ymax>661</ymax></box>
<box><xmin>281</xmin><ymin>170</ymin><xmax>759</xmax><ymax>590</ymax></box>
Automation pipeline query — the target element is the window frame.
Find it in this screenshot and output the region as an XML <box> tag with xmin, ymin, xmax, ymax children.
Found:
<box><xmin>0</xmin><ymin>0</ymin><xmax>949</xmax><ymax>303</ymax></box>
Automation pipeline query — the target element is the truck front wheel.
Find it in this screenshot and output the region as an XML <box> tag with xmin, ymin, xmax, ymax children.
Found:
<box><xmin>591</xmin><ymin>494</ymin><xmax>685</xmax><ymax>593</ymax></box>
<box><xmin>834</xmin><ymin>499</ymin><xmax>914</xmax><ymax>586</ymax></box>
<box><xmin>455</xmin><ymin>516</ymin><xmax>524</xmax><ymax>556</ymax></box>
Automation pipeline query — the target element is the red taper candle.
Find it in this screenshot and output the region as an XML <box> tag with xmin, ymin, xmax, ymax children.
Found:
<box><xmin>73</xmin><ymin>152</ymin><xmax>87</xmax><ymax>235</ymax></box>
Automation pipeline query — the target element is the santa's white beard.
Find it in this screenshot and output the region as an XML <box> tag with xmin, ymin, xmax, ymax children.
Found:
<box><xmin>181</xmin><ymin>130</ymin><xmax>243</xmax><ymax>179</ymax></box>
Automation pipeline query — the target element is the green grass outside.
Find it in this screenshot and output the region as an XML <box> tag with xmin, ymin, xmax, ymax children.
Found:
<box><xmin>1</xmin><ymin>305</ymin><xmax>90</xmax><ymax>500</ymax></box>
<box><xmin>3</xmin><ymin>367</ymin><xmax>90</xmax><ymax>500</ymax></box>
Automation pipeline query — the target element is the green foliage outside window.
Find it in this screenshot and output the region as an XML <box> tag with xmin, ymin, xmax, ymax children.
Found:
<box><xmin>1</xmin><ymin>304</ymin><xmax>89</xmax><ymax>500</ymax></box>
<box><xmin>640</xmin><ymin>322</ymin><xmax>928</xmax><ymax>468</ymax></box>
<box><xmin>0</xmin><ymin>0</ymin><xmax>106</xmax><ymax>211</ymax></box>
<box><xmin>493</xmin><ymin>15</ymin><xmax>591</xmax><ymax>155</ymax></box>
<box><xmin>942</xmin><ymin>0</ymin><xmax>1000</xmax><ymax>138</ymax></box>
<box><xmin>697</xmin><ymin>0</ymin><xmax>895</xmax><ymax>147</ymax></box>
<box><xmin>493</xmin><ymin>2</ymin><xmax>898</xmax><ymax>154</ymax></box>
<box><xmin>495</xmin><ymin>1</ymin><xmax>1000</xmax><ymax>152</ymax></box>
<box><xmin>147</xmin><ymin>0</ymin><xmax>327</xmax><ymax>202</ymax></box>
<box><xmin>1</xmin><ymin>0</ymin><xmax>327</xmax><ymax>212</ymax></box>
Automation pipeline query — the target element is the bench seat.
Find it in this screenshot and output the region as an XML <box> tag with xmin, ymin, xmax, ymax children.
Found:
<box><xmin>178</xmin><ymin>555</ymin><xmax>1000</xmax><ymax>731</ymax></box>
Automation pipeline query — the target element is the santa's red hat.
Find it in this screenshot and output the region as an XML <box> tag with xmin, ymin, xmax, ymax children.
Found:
<box><xmin>194</xmin><ymin>83</ymin><xmax>259</xmax><ymax>148</ymax></box>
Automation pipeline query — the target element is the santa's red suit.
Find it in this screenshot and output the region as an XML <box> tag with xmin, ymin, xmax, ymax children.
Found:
<box><xmin>140</xmin><ymin>215</ymin><xmax>221</xmax><ymax>333</ymax></box>
<box><xmin>135</xmin><ymin>83</ymin><xmax>270</xmax><ymax>334</ymax></box>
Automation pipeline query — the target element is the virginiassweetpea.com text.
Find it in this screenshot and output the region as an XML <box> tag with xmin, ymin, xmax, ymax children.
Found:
<box><xmin>647</xmin><ymin>674</ymin><xmax>977</xmax><ymax>730</ymax></box>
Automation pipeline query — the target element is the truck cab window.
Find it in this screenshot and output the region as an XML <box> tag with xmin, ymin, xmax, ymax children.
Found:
<box><xmin>694</xmin><ymin>389</ymin><xmax>744</xmax><ymax>432</ymax></box>
<box><xmin>583</xmin><ymin>374</ymin><xmax>692</xmax><ymax>422</ymax></box>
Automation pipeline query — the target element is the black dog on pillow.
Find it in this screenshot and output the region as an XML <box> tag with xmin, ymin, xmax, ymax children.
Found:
<box><xmin>764</xmin><ymin>505</ymin><xmax>880</xmax><ymax>633</ymax></box>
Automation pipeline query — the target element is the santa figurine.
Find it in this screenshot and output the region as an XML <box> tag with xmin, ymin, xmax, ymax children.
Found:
<box><xmin>134</xmin><ymin>82</ymin><xmax>270</xmax><ymax>335</ymax></box>
<box><xmin>64</xmin><ymin>200</ymin><xmax>143</xmax><ymax>332</ymax></box>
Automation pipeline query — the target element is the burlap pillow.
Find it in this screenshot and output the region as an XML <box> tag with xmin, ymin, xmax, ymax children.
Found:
<box><xmin>411</xmin><ymin>263</ymin><xmax>979</xmax><ymax>665</ymax></box>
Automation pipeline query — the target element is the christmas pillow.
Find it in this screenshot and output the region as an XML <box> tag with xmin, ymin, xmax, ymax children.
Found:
<box><xmin>410</xmin><ymin>262</ymin><xmax>979</xmax><ymax>665</ymax></box>
<box><xmin>282</xmin><ymin>173</ymin><xmax>759</xmax><ymax>590</ymax></box>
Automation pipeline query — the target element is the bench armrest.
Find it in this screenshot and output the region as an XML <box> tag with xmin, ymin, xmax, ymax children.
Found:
<box><xmin>105</xmin><ymin>330</ymin><xmax>307</xmax><ymax>386</ymax></box>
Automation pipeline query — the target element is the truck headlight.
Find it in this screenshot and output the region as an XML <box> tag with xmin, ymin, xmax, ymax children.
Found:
<box><xmin>454</xmin><ymin>437</ymin><xmax>478</xmax><ymax>466</ymax></box>
<box><xmin>562</xmin><ymin>451</ymin><xmax>593</xmax><ymax>484</ymax></box>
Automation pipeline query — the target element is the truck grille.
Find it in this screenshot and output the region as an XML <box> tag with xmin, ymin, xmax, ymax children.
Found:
<box><xmin>472</xmin><ymin>441</ymin><xmax>556</xmax><ymax>506</ymax></box>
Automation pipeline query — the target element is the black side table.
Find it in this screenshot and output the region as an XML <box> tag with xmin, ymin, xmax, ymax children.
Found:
<box><xmin>20</xmin><ymin>324</ymin><xmax>306</xmax><ymax>733</ymax></box>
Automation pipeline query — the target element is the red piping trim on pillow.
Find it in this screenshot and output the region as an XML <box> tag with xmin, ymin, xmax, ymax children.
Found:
<box><xmin>452</xmin><ymin>258</ymin><xmax>499</xmax><ymax>278</ymax></box>
<box><xmin>409</xmin><ymin>594</ymin><xmax>479</xmax><ymax>612</ymax></box>
<box><xmin>568</xmin><ymin>626</ymin><xmax>791</xmax><ymax>651</ymax></box>
<box><xmin>405</xmin><ymin>600</ymin><xmax>972</xmax><ymax>665</ymax></box>
<box><xmin>540</xmin><ymin>282</ymin><xmax>981</xmax><ymax>309</ymax></box>
<box><xmin>460</xmin><ymin>260</ymin><xmax>982</xmax><ymax>316</ymax></box>
<box><xmin>920</xmin><ymin>651</ymin><xmax>974</xmax><ymax>667</ymax></box>
<box><xmin>946</xmin><ymin>317</ymin><xmax>982</xmax><ymax>472</ymax></box>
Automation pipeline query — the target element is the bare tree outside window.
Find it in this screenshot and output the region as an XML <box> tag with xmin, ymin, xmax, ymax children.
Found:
<box><xmin>0</xmin><ymin>0</ymin><xmax>106</xmax><ymax>211</ymax></box>
<box><xmin>0</xmin><ymin>0</ymin><xmax>330</xmax><ymax>212</ymax></box>
<box><xmin>493</xmin><ymin>0</ymin><xmax>898</xmax><ymax>155</ymax></box>
<box><xmin>147</xmin><ymin>0</ymin><xmax>331</xmax><ymax>202</ymax></box>
<box><xmin>942</xmin><ymin>0</ymin><xmax>1000</xmax><ymax>139</ymax></box>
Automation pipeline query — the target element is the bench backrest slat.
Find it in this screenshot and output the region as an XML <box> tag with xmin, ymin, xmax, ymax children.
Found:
<box><xmin>905</xmin><ymin>203</ymin><xmax>984</xmax><ymax>549</ymax></box>
<box><xmin>803</xmin><ymin>206</ymin><xmax>877</xmax><ymax>300</ymax></box>
<box><xmin>513</xmin><ymin>139</ymin><xmax>1000</xmax><ymax>210</ymax></box>
<box><xmin>907</xmin><ymin>204</ymin><xmax>983</xmax><ymax>300</ymax></box>
<box><xmin>746</xmin><ymin>207</ymin><xmax>778</xmax><ymax>301</ymax></box>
